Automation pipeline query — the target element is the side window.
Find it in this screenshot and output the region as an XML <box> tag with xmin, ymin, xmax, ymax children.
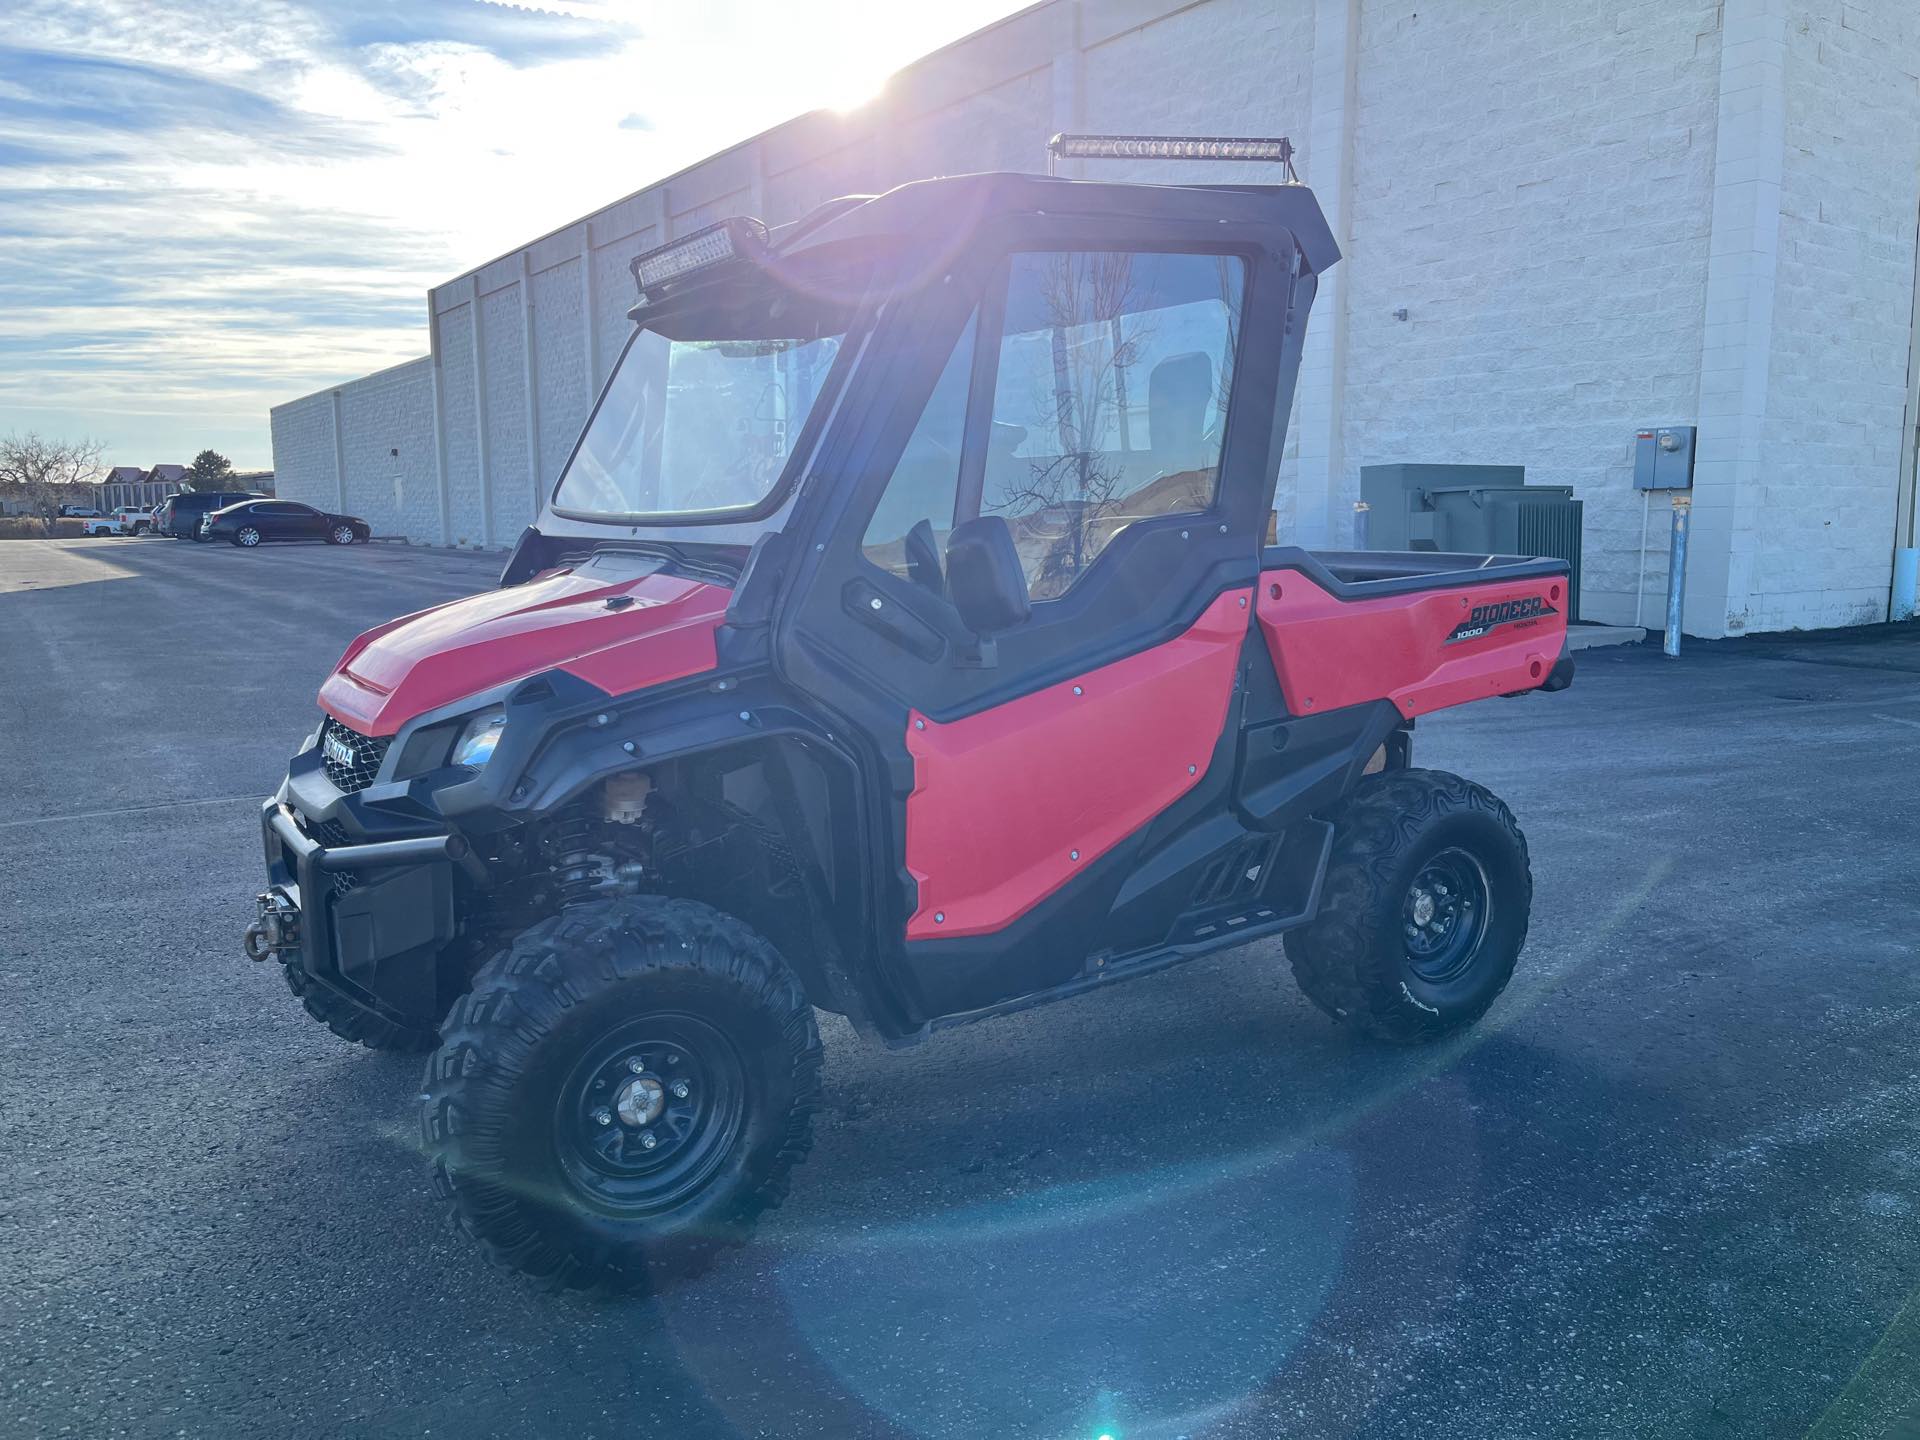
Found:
<box><xmin>860</xmin><ymin>313</ymin><xmax>978</xmax><ymax>588</ymax></box>
<box><xmin>979</xmin><ymin>251</ymin><xmax>1245</xmax><ymax>601</ymax></box>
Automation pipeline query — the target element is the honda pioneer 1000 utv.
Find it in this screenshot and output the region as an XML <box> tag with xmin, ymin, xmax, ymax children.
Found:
<box><xmin>247</xmin><ymin>155</ymin><xmax>1572</xmax><ymax>1289</ymax></box>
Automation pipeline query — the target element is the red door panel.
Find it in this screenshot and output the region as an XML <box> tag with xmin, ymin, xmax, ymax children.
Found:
<box><xmin>1255</xmin><ymin>569</ymin><xmax>1568</xmax><ymax>719</ymax></box>
<box><xmin>903</xmin><ymin>589</ymin><xmax>1251</xmax><ymax>940</ymax></box>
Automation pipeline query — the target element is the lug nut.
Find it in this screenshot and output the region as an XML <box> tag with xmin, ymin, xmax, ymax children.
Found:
<box><xmin>627</xmin><ymin>1055</ymin><xmax>646</xmax><ymax>1074</ymax></box>
<box><xmin>670</xmin><ymin>1080</ymin><xmax>690</xmax><ymax>1100</ymax></box>
<box><xmin>592</xmin><ymin>1108</ymin><xmax>612</xmax><ymax>1127</ymax></box>
<box><xmin>639</xmin><ymin>1130</ymin><xmax>659</xmax><ymax>1150</ymax></box>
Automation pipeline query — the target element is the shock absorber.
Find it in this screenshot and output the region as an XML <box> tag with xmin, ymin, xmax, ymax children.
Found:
<box><xmin>550</xmin><ymin>798</ymin><xmax>606</xmax><ymax>908</ymax></box>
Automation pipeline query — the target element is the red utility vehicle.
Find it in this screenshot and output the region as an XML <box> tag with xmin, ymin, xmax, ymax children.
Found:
<box><xmin>246</xmin><ymin>147</ymin><xmax>1571</xmax><ymax>1289</ymax></box>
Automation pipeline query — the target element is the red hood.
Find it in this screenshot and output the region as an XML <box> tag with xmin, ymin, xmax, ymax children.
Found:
<box><xmin>319</xmin><ymin>568</ymin><xmax>731</xmax><ymax>736</ymax></box>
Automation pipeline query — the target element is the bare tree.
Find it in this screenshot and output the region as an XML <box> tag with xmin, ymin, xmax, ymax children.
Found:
<box><xmin>984</xmin><ymin>253</ymin><xmax>1153</xmax><ymax>598</ymax></box>
<box><xmin>0</xmin><ymin>431</ymin><xmax>106</xmax><ymax>517</ymax></box>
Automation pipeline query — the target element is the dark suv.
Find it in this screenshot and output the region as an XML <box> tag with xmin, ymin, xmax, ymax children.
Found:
<box><xmin>154</xmin><ymin>490</ymin><xmax>266</xmax><ymax>539</ymax></box>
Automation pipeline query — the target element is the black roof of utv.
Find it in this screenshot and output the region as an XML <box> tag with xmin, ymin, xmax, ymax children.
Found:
<box><xmin>779</xmin><ymin>171</ymin><xmax>1339</xmax><ymax>270</ymax></box>
<box><xmin>627</xmin><ymin>170</ymin><xmax>1340</xmax><ymax>319</ymax></box>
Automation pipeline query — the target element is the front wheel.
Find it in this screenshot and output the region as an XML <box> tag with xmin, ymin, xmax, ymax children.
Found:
<box><xmin>279</xmin><ymin>953</ymin><xmax>437</xmax><ymax>1052</ymax></box>
<box><xmin>1285</xmin><ymin>768</ymin><xmax>1531</xmax><ymax>1043</ymax></box>
<box><xmin>328</xmin><ymin>524</ymin><xmax>357</xmax><ymax>545</ymax></box>
<box><xmin>422</xmin><ymin>897</ymin><xmax>822</xmax><ymax>1292</ymax></box>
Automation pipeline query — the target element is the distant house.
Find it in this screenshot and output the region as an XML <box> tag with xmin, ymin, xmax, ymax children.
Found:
<box><xmin>95</xmin><ymin>463</ymin><xmax>189</xmax><ymax>511</ymax></box>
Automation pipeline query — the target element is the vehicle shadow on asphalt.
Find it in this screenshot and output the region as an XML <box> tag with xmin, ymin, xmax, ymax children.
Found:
<box><xmin>157</xmin><ymin>964</ymin><xmax>1691</xmax><ymax>1439</ymax></box>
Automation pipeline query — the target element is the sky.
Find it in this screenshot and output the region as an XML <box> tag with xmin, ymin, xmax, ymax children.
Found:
<box><xmin>0</xmin><ymin>0</ymin><xmax>1028</xmax><ymax>470</ymax></box>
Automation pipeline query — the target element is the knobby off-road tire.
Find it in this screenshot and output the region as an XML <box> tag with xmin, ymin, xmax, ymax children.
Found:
<box><xmin>422</xmin><ymin>897</ymin><xmax>822</xmax><ymax>1293</ymax></box>
<box><xmin>280</xmin><ymin>953</ymin><xmax>438</xmax><ymax>1052</ymax></box>
<box><xmin>1285</xmin><ymin>768</ymin><xmax>1531</xmax><ymax>1044</ymax></box>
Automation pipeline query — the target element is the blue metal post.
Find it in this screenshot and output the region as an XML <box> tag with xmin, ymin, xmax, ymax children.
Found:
<box><xmin>1663</xmin><ymin>495</ymin><xmax>1690</xmax><ymax>658</ymax></box>
<box><xmin>1353</xmin><ymin>500</ymin><xmax>1371</xmax><ymax>549</ymax></box>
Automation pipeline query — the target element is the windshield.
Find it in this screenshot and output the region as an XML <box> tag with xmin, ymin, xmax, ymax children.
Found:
<box><xmin>552</xmin><ymin>309</ymin><xmax>845</xmax><ymax>523</ymax></box>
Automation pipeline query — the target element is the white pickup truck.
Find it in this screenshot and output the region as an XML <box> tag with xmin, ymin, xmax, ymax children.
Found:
<box><xmin>72</xmin><ymin>506</ymin><xmax>150</xmax><ymax>536</ymax></box>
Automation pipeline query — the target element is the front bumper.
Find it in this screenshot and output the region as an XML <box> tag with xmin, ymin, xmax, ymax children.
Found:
<box><xmin>258</xmin><ymin>794</ymin><xmax>464</xmax><ymax>1029</ymax></box>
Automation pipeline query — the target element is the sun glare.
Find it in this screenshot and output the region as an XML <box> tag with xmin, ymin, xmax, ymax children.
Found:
<box><xmin>812</xmin><ymin>52</ymin><xmax>893</xmax><ymax>113</ymax></box>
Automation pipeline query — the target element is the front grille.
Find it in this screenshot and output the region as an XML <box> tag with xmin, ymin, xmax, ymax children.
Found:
<box><xmin>319</xmin><ymin>717</ymin><xmax>390</xmax><ymax>793</ymax></box>
<box><xmin>311</xmin><ymin>817</ymin><xmax>360</xmax><ymax>898</ymax></box>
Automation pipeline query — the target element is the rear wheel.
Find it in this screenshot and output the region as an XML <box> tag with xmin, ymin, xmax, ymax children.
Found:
<box><xmin>1285</xmin><ymin>768</ymin><xmax>1531</xmax><ymax>1043</ymax></box>
<box><xmin>423</xmin><ymin>897</ymin><xmax>821</xmax><ymax>1292</ymax></box>
<box><xmin>233</xmin><ymin>525</ymin><xmax>262</xmax><ymax>547</ymax></box>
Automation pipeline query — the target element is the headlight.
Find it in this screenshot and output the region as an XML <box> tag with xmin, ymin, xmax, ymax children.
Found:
<box><xmin>451</xmin><ymin>708</ymin><xmax>507</xmax><ymax>769</ymax></box>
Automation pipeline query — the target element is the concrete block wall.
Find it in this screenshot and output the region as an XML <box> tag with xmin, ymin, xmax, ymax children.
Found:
<box><xmin>1745</xmin><ymin>0</ymin><xmax>1920</xmax><ymax>632</ymax></box>
<box><xmin>270</xmin><ymin>356</ymin><xmax>436</xmax><ymax>538</ymax></box>
<box><xmin>337</xmin><ymin>359</ymin><xmax>438</xmax><ymax>539</ymax></box>
<box><xmin>272</xmin><ymin>0</ymin><xmax>1920</xmax><ymax>635</ymax></box>
<box><xmin>268</xmin><ymin>390</ymin><xmax>337</xmax><ymax>515</ymax></box>
<box><xmin>1340</xmin><ymin>0</ymin><xmax>1724</xmax><ymax>628</ymax></box>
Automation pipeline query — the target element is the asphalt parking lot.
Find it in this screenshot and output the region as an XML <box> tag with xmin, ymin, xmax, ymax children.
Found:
<box><xmin>3</xmin><ymin>534</ymin><xmax>1920</xmax><ymax>1439</ymax></box>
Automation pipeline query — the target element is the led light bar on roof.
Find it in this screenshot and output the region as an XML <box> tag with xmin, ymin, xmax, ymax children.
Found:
<box><xmin>629</xmin><ymin>217</ymin><xmax>768</xmax><ymax>298</ymax></box>
<box><xmin>1047</xmin><ymin>133</ymin><xmax>1298</xmax><ymax>180</ymax></box>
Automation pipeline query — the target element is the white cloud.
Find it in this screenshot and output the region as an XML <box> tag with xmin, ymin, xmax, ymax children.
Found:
<box><xmin>0</xmin><ymin>0</ymin><xmax>1026</xmax><ymax>467</ymax></box>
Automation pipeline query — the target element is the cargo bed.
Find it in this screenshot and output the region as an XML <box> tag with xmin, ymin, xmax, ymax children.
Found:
<box><xmin>1264</xmin><ymin>546</ymin><xmax>1570</xmax><ymax>599</ymax></box>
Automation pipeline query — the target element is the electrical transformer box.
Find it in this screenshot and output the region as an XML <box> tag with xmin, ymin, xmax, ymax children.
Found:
<box><xmin>1358</xmin><ymin>464</ymin><xmax>1583</xmax><ymax>622</ymax></box>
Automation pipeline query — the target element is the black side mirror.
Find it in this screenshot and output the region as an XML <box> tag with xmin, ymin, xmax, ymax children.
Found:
<box><xmin>498</xmin><ymin>526</ymin><xmax>544</xmax><ymax>587</ymax></box>
<box><xmin>945</xmin><ymin>515</ymin><xmax>1030</xmax><ymax>636</ymax></box>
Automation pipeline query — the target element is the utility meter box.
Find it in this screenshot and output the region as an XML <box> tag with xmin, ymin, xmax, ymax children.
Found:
<box><xmin>1633</xmin><ymin>425</ymin><xmax>1696</xmax><ymax>490</ymax></box>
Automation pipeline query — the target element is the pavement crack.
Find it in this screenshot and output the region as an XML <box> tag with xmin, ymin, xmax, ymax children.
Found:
<box><xmin>0</xmin><ymin>794</ymin><xmax>269</xmax><ymax>829</ymax></box>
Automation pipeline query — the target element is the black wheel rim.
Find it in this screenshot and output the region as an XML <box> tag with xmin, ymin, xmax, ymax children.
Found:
<box><xmin>554</xmin><ymin>1013</ymin><xmax>747</xmax><ymax>1218</ymax></box>
<box><xmin>1402</xmin><ymin>846</ymin><xmax>1491</xmax><ymax>983</ymax></box>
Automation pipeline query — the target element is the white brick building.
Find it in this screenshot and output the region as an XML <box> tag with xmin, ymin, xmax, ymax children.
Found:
<box><xmin>270</xmin><ymin>0</ymin><xmax>1920</xmax><ymax>637</ymax></box>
